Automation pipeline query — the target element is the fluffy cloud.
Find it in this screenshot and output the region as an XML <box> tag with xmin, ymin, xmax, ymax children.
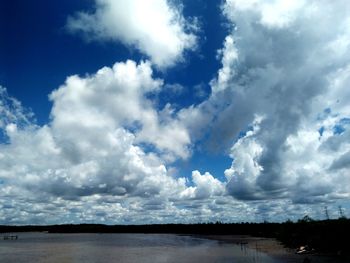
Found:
<box><xmin>2</xmin><ymin>1</ymin><xmax>350</xmax><ymax>224</ymax></box>
<box><xmin>0</xmin><ymin>61</ymin><xmax>192</xmax><ymax>198</ymax></box>
<box><xmin>67</xmin><ymin>0</ymin><xmax>197</xmax><ymax>68</ymax></box>
<box><xmin>0</xmin><ymin>60</ymin><xmax>229</xmax><ymax>224</ymax></box>
<box><xmin>179</xmin><ymin>170</ymin><xmax>225</xmax><ymax>200</ymax></box>
<box><xmin>50</xmin><ymin>60</ymin><xmax>190</xmax><ymax>160</ymax></box>
<box><xmin>174</xmin><ymin>0</ymin><xmax>350</xmax><ymax>207</ymax></box>
<box><xmin>212</xmin><ymin>0</ymin><xmax>350</xmax><ymax>203</ymax></box>
<box><xmin>0</xmin><ymin>87</ymin><xmax>35</xmax><ymax>133</ymax></box>
<box><xmin>225</xmin><ymin>0</ymin><xmax>306</xmax><ymax>29</ymax></box>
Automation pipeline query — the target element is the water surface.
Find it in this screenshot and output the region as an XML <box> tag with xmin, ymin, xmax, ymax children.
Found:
<box><xmin>0</xmin><ymin>232</ymin><xmax>280</xmax><ymax>263</ymax></box>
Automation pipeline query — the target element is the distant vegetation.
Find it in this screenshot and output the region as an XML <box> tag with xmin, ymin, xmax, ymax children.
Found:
<box><xmin>1</xmin><ymin>217</ymin><xmax>349</xmax><ymax>259</ymax></box>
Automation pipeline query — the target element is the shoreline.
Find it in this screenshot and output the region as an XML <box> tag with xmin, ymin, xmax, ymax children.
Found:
<box><xmin>198</xmin><ymin>235</ymin><xmax>348</xmax><ymax>263</ymax></box>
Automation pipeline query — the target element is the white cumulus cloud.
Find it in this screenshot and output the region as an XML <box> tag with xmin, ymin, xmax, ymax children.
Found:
<box><xmin>67</xmin><ymin>0</ymin><xmax>197</xmax><ymax>68</ymax></box>
<box><xmin>2</xmin><ymin>1</ymin><xmax>350</xmax><ymax>224</ymax></box>
<box><xmin>0</xmin><ymin>60</ymin><xmax>199</xmax><ymax>224</ymax></box>
<box><xmin>214</xmin><ymin>0</ymin><xmax>350</xmax><ymax>203</ymax></box>
<box><xmin>175</xmin><ymin>1</ymin><xmax>350</xmax><ymax>208</ymax></box>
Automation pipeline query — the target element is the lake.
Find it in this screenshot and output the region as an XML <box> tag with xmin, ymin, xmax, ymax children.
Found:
<box><xmin>0</xmin><ymin>233</ymin><xmax>281</xmax><ymax>263</ymax></box>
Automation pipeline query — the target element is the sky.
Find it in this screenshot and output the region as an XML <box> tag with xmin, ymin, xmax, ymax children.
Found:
<box><xmin>0</xmin><ymin>0</ymin><xmax>350</xmax><ymax>225</ymax></box>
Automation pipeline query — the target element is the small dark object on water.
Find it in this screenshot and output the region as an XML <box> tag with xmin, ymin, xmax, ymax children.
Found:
<box><xmin>303</xmin><ymin>257</ymin><xmax>311</xmax><ymax>263</ymax></box>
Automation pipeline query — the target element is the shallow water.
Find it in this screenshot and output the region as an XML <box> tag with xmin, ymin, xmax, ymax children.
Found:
<box><xmin>0</xmin><ymin>233</ymin><xmax>281</xmax><ymax>263</ymax></box>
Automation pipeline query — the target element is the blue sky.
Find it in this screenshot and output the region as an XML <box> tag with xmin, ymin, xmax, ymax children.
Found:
<box><xmin>1</xmin><ymin>0</ymin><xmax>225</xmax><ymax>124</ymax></box>
<box><xmin>1</xmin><ymin>0</ymin><xmax>350</xmax><ymax>224</ymax></box>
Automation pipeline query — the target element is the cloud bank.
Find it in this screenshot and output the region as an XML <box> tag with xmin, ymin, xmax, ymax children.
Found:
<box><xmin>0</xmin><ymin>61</ymin><xmax>228</xmax><ymax>224</ymax></box>
<box><xmin>67</xmin><ymin>0</ymin><xmax>197</xmax><ymax>68</ymax></box>
<box><xmin>211</xmin><ymin>0</ymin><xmax>350</xmax><ymax>203</ymax></box>
<box><xmin>1</xmin><ymin>0</ymin><xmax>350</xmax><ymax>224</ymax></box>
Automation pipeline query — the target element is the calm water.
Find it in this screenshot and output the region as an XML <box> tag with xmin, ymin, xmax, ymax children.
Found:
<box><xmin>0</xmin><ymin>233</ymin><xmax>281</xmax><ymax>263</ymax></box>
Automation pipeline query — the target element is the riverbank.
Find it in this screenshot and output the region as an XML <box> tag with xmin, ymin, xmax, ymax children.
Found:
<box><xmin>201</xmin><ymin>235</ymin><xmax>348</xmax><ymax>263</ymax></box>
<box><xmin>1</xmin><ymin>219</ymin><xmax>350</xmax><ymax>262</ymax></box>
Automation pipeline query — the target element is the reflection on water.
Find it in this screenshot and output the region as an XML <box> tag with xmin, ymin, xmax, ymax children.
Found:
<box><xmin>0</xmin><ymin>233</ymin><xmax>280</xmax><ymax>263</ymax></box>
